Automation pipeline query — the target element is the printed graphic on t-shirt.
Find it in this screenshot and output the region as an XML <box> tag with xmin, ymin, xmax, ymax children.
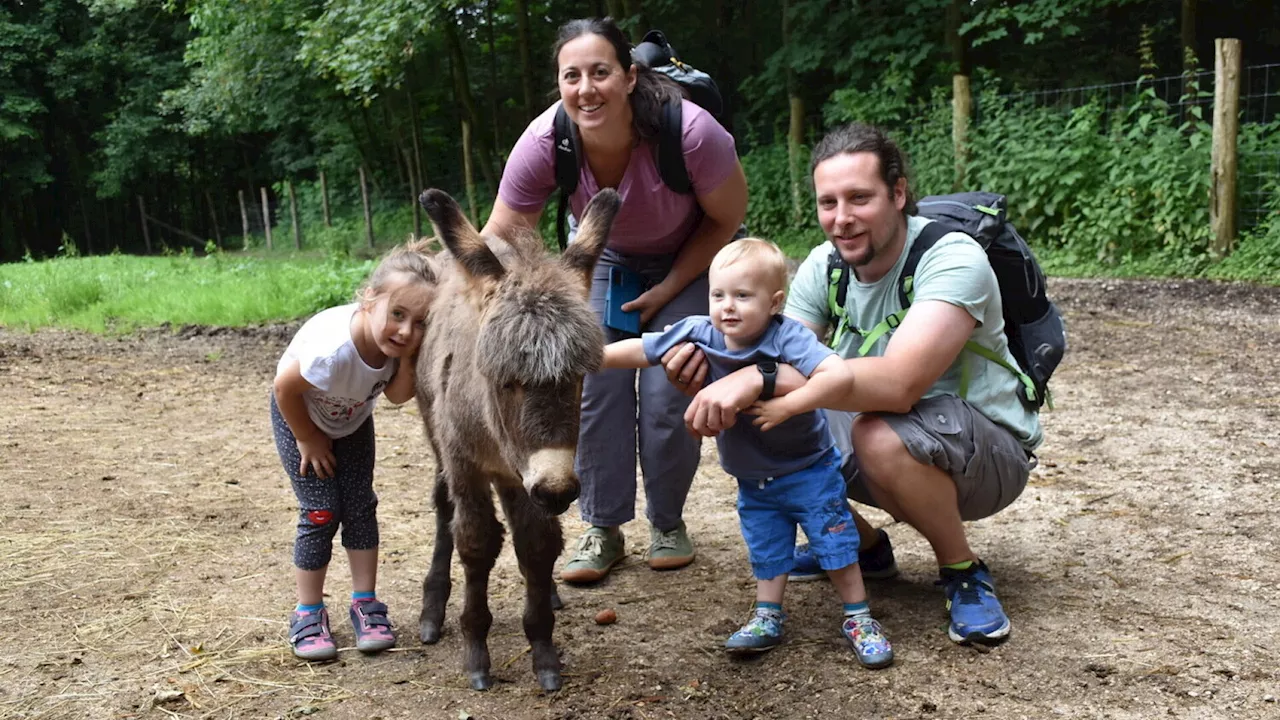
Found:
<box><xmin>314</xmin><ymin>380</ymin><xmax>388</xmax><ymax>422</ymax></box>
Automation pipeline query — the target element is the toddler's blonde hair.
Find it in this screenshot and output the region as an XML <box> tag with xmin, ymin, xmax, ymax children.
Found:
<box><xmin>710</xmin><ymin>237</ymin><xmax>789</xmax><ymax>294</ymax></box>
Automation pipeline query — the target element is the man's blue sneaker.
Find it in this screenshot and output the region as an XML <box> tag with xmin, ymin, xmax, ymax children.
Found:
<box><xmin>788</xmin><ymin>528</ymin><xmax>899</xmax><ymax>582</ymax></box>
<box><xmin>724</xmin><ymin>606</ymin><xmax>785</xmax><ymax>654</ymax></box>
<box><xmin>938</xmin><ymin>560</ymin><xmax>1011</xmax><ymax>645</ymax></box>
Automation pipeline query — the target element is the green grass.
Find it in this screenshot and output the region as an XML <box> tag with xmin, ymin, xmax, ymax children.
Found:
<box><xmin>0</xmin><ymin>251</ymin><xmax>374</xmax><ymax>333</ymax></box>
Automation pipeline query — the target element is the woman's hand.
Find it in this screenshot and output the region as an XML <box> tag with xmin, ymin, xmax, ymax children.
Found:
<box><xmin>660</xmin><ymin>341</ymin><xmax>708</xmax><ymax>396</ymax></box>
<box><xmin>296</xmin><ymin>433</ymin><xmax>336</xmax><ymax>479</ymax></box>
<box><xmin>621</xmin><ymin>281</ymin><xmax>677</xmax><ymax>326</ymax></box>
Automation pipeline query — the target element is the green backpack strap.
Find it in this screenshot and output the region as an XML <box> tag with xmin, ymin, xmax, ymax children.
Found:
<box><xmin>825</xmin><ymin>247</ymin><xmax>855</xmax><ymax>349</ymax></box>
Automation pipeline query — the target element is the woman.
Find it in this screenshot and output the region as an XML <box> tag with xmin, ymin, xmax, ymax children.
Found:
<box><xmin>482</xmin><ymin>17</ymin><xmax>748</xmax><ymax>583</ymax></box>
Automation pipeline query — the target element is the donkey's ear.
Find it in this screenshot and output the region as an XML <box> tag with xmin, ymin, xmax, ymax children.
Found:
<box><xmin>561</xmin><ymin>189</ymin><xmax>621</xmax><ymax>285</ymax></box>
<box><xmin>419</xmin><ymin>189</ymin><xmax>504</xmax><ymax>281</ymax></box>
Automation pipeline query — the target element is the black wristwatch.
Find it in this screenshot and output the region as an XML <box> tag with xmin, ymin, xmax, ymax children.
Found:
<box><xmin>757</xmin><ymin>360</ymin><xmax>779</xmax><ymax>401</ymax></box>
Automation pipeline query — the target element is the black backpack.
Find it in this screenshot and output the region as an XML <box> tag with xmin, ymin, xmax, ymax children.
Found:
<box><xmin>826</xmin><ymin>191</ymin><xmax>1067</xmax><ymax>411</ymax></box>
<box><xmin>553</xmin><ymin>30</ymin><xmax>724</xmax><ymax>249</ymax></box>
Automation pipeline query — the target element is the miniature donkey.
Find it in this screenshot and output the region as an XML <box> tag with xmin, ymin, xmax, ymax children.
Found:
<box><xmin>413</xmin><ymin>188</ymin><xmax>620</xmax><ymax>692</ymax></box>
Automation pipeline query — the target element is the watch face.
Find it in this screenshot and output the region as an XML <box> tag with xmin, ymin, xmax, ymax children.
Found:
<box><xmin>759</xmin><ymin>361</ymin><xmax>778</xmax><ymax>373</ymax></box>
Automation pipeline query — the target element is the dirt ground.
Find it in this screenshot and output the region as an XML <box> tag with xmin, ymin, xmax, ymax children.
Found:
<box><xmin>2</xmin><ymin>276</ymin><xmax>1279</xmax><ymax>720</ymax></box>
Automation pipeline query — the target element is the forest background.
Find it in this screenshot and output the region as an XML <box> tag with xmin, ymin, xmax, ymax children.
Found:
<box><xmin>3</xmin><ymin>0</ymin><xmax>1280</xmax><ymax>330</ymax></box>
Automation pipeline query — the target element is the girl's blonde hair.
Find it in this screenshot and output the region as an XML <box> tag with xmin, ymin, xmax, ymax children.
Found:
<box><xmin>355</xmin><ymin>237</ymin><xmax>438</xmax><ymax>304</ymax></box>
<box><xmin>710</xmin><ymin>237</ymin><xmax>789</xmax><ymax>293</ymax></box>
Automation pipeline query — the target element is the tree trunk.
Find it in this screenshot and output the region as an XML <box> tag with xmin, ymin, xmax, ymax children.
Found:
<box><xmin>404</xmin><ymin>147</ymin><xmax>423</xmax><ymax>238</ymax></box>
<box><xmin>137</xmin><ymin>196</ymin><xmax>152</xmax><ymax>254</ymax></box>
<box><xmin>463</xmin><ymin>119</ymin><xmax>479</xmax><ymax>227</ymax></box>
<box><xmin>443</xmin><ymin>18</ymin><xmax>500</xmax><ymax>191</ymax></box>
<box><xmin>288</xmin><ymin>180</ymin><xmax>302</xmax><ymax>250</ymax></box>
<box><xmin>514</xmin><ymin>0</ymin><xmax>536</xmax><ymax>123</ymax></box>
<box><xmin>485</xmin><ymin>0</ymin><xmax>502</xmax><ymax>151</ymax></box>
<box><xmin>319</xmin><ymin>170</ymin><xmax>332</xmax><ymax>228</ymax></box>
<box><xmin>622</xmin><ymin>0</ymin><xmax>646</xmax><ymax>43</ymax></box>
<box><xmin>260</xmin><ymin>186</ymin><xmax>273</xmax><ymax>250</ymax></box>
<box><xmin>359</xmin><ymin>166</ymin><xmax>375</xmax><ymax>250</ymax></box>
<box><xmin>783</xmin><ymin>0</ymin><xmax>805</xmax><ymax>223</ymax></box>
<box><xmin>406</xmin><ymin>77</ymin><xmax>428</xmax><ymax>189</ymax></box>
<box><xmin>80</xmin><ymin>200</ymin><xmax>94</xmax><ymax>256</ymax></box>
<box><xmin>205</xmin><ymin>190</ymin><xmax>222</xmax><ymax>249</ymax></box>
<box><xmin>1182</xmin><ymin>0</ymin><xmax>1199</xmax><ymax>74</ymax></box>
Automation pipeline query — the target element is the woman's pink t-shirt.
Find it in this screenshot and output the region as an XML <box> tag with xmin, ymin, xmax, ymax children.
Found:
<box><xmin>497</xmin><ymin>99</ymin><xmax>739</xmax><ymax>256</ymax></box>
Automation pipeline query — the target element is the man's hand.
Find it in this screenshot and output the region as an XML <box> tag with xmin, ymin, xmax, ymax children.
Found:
<box><xmin>660</xmin><ymin>341</ymin><xmax>708</xmax><ymax>397</ymax></box>
<box><xmin>746</xmin><ymin>397</ymin><xmax>798</xmax><ymax>432</ymax></box>
<box><xmin>297</xmin><ymin>434</ymin><xmax>336</xmax><ymax>479</ymax></box>
<box><xmin>683</xmin><ymin>369</ymin><xmax>763</xmax><ymax>437</ymax></box>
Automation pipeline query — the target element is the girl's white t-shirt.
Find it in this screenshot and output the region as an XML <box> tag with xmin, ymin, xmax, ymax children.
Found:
<box><xmin>276</xmin><ymin>304</ymin><xmax>397</xmax><ymax>439</ymax></box>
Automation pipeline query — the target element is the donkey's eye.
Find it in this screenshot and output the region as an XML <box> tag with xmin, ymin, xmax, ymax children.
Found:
<box><xmin>502</xmin><ymin>381</ymin><xmax>521</xmax><ymax>392</ymax></box>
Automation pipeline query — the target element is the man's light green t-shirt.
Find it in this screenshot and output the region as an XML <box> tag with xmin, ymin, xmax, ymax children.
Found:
<box><xmin>785</xmin><ymin>215</ymin><xmax>1043</xmax><ymax>451</ymax></box>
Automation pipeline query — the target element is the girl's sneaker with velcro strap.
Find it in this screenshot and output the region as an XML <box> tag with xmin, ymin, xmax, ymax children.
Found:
<box><xmin>289</xmin><ymin>607</ymin><xmax>338</xmax><ymax>662</ymax></box>
<box><xmin>350</xmin><ymin>598</ymin><xmax>397</xmax><ymax>653</ymax></box>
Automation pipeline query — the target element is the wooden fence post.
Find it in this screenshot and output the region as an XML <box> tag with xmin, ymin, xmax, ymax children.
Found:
<box><xmin>238</xmin><ymin>189</ymin><xmax>249</xmax><ymax>246</ymax></box>
<box><xmin>287</xmin><ymin>180</ymin><xmax>302</xmax><ymax>250</ymax></box>
<box><xmin>260</xmin><ymin>186</ymin><xmax>273</xmax><ymax>250</ymax></box>
<box><xmin>137</xmin><ymin>196</ymin><xmax>152</xmax><ymax>254</ymax></box>
<box><xmin>205</xmin><ymin>191</ymin><xmax>222</xmax><ymax>249</ymax></box>
<box><xmin>359</xmin><ymin>166</ymin><xmax>375</xmax><ymax>249</ymax></box>
<box><xmin>953</xmin><ymin>74</ymin><xmax>972</xmax><ymax>191</ymax></box>
<box><xmin>1210</xmin><ymin>37</ymin><xmax>1241</xmax><ymax>256</ymax></box>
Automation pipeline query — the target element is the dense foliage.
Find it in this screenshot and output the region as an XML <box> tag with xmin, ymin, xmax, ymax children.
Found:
<box><xmin>3</xmin><ymin>0</ymin><xmax>1279</xmax><ymax>282</ymax></box>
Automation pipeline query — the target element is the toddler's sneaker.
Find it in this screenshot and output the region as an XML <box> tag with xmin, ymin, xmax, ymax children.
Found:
<box><xmin>938</xmin><ymin>560</ymin><xmax>1011</xmax><ymax>645</ymax></box>
<box><xmin>842</xmin><ymin>614</ymin><xmax>894</xmax><ymax>669</ymax></box>
<box><xmin>724</xmin><ymin>606</ymin><xmax>785</xmax><ymax>654</ymax></box>
<box><xmin>349</xmin><ymin>598</ymin><xmax>397</xmax><ymax>653</ymax></box>
<box><xmin>289</xmin><ymin>607</ymin><xmax>338</xmax><ymax>662</ymax></box>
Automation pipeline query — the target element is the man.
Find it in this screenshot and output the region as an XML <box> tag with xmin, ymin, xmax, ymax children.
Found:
<box><xmin>662</xmin><ymin>122</ymin><xmax>1043</xmax><ymax>645</ymax></box>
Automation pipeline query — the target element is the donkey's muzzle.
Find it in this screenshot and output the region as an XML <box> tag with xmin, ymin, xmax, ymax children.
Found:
<box><xmin>529</xmin><ymin>479</ymin><xmax>579</xmax><ymax>516</ymax></box>
<box><xmin>522</xmin><ymin>448</ymin><xmax>581</xmax><ymax>516</ymax></box>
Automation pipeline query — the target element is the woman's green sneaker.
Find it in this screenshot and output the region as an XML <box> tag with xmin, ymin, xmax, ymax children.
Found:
<box><xmin>560</xmin><ymin>526</ymin><xmax>626</xmax><ymax>583</ymax></box>
<box><xmin>647</xmin><ymin>521</ymin><xmax>695</xmax><ymax>570</ymax></box>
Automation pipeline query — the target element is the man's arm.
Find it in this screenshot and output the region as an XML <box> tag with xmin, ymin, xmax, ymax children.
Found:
<box><xmin>830</xmin><ymin>299</ymin><xmax>974</xmax><ymax>414</ymax></box>
<box><xmin>748</xmin><ymin>355</ymin><xmax>851</xmax><ymax>431</ymax></box>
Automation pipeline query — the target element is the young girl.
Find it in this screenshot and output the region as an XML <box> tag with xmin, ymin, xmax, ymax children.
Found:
<box><xmin>271</xmin><ymin>239</ymin><xmax>436</xmax><ymax>661</ymax></box>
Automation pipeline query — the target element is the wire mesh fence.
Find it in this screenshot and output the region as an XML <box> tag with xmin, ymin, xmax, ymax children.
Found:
<box><xmin>974</xmin><ymin>63</ymin><xmax>1280</xmax><ymax>232</ymax></box>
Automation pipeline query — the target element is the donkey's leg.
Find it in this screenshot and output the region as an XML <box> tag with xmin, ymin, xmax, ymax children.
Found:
<box><xmin>452</xmin><ymin>477</ymin><xmax>505</xmax><ymax>691</ymax></box>
<box><xmin>498</xmin><ymin>485</ymin><xmax>565</xmax><ymax>692</ymax></box>
<box><xmin>420</xmin><ymin>471</ymin><xmax>454</xmax><ymax>644</ymax></box>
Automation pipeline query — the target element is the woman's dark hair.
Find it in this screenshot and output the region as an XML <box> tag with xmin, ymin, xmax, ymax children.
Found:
<box><xmin>551</xmin><ymin>17</ymin><xmax>685</xmax><ymax>141</ymax></box>
<box><xmin>809</xmin><ymin>122</ymin><xmax>918</xmax><ymax>215</ymax></box>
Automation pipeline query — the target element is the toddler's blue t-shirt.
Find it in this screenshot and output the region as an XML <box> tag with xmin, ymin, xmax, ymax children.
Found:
<box><xmin>642</xmin><ymin>315</ymin><xmax>836</xmax><ymax>481</ymax></box>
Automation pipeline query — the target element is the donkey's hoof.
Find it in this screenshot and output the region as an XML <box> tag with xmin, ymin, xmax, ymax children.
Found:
<box><xmin>537</xmin><ymin>669</ymin><xmax>563</xmax><ymax>693</ymax></box>
<box><xmin>468</xmin><ymin>671</ymin><xmax>493</xmax><ymax>691</ymax></box>
<box><xmin>419</xmin><ymin>621</ymin><xmax>441</xmax><ymax>645</ymax></box>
